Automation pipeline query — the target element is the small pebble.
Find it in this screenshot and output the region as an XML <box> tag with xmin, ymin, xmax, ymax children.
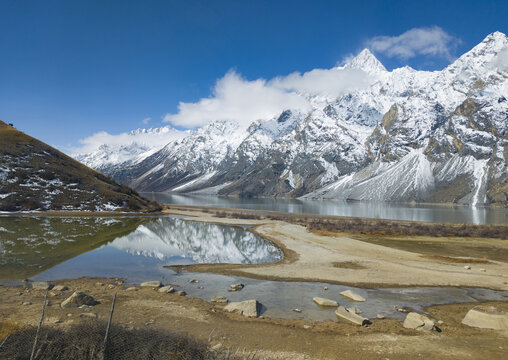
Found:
<box><xmin>323</xmin><ymin>286</ymin><xmax>328</xmax><ymax>290</ymax></box>
<box><xmin>464</xmin><ymin>265</ymin><xmax>471</xmax><ymax>270</ymax></box>
<box><xmin>22</xmin><ymin>302</ymin><xmax>32</xmax><ymax>306</ymax></box>
<box><xmin>293</xmin><ymin>309</ymin><xmax>302</xmax><ymax>313</ymax></box>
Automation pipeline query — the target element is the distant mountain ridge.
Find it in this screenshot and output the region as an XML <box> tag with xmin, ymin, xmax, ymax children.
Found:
<box><xmin>0</xmin><ymin>120</ymin><xmax>160</xmax><ymax>212</ymax></box>
<box><xmin>77</xmin><ymin>32</ymin><xmax>508</xmax><ymax>206</ymax></box>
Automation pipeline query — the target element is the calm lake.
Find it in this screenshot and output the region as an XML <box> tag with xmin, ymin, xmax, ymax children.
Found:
<box><xmin>1</xmin><ymin>215</ymin><xmax>507</xmax><ymax>321</ymax></box>
<box><xmin>142</xmin><ymin>193</ymin><xmax>508</xmax><ymax>225</ymax></box>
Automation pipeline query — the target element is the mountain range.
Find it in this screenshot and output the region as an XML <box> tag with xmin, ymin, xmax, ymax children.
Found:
<box><xmin>76</xmin><ymin>32</ymin><xmax>508</xmax><ymax>207</ymax></box>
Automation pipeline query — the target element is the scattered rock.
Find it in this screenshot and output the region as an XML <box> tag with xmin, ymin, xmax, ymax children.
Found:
<box><xmin>176</xmin><ymin>291</ymin><xmax>186</xmax><ymax>296</ymax></box>
<box><xmin>189</xmin><ymin>279</ymin><xmax>199</xmax><ymax>283</ymax></box>
<box><xmin>211</xmin><ymin>296</ymin><xmax>228</xmax><ymax>304</ymax></box>
<box><xmin>323</xmin><ymin>287</ymin><xmax>328</xmax><ymax>291</ymax></box>
<box><xmin>211</xmin><ymin>343</ymin><xmax>223</xmax><ymax>351</ymax></box>
<box><xmin>403</xmin><ymin>312</ymin><xmax>436</xmax><ymax>331</ymax></box>
<box><xmin>479</xmin><ymin>268</ymin><xmax>486</xmax><ymax>272</ymax></box>
<box><xmin>462</xmin><ymin>306</ymin><xmax>508</xmax><ymax>330</ymax></box>
<box><xmin>293</xmin><ymin>308</ymin><xmax>302</xmax><ymax>313</ymax></box>
<box><xmin>394</xmin><ymin>306</ymin><xmax>413</xmax><ymax>313</ymax></box>
<box><xmin>53</xmin><ymin>319</ymin><xmax>63</xmax><ymax>324</ymax></box>
<box><xmin>53</xmin><ymin>285</ymin><xmax>69</xmax><ymax>291</ymax></box>
<box><xmin>340</xmin><ymin>290</ymin><xmax>366</xmax><ymax>302</ymax></box>
<box><xmin>230</xmin><ymin>283</ymin><xmax>244</xmax><ymax>291</ymax></box>
<box><xmin>67</xmin><ymin>313</ymin><xmax>72</xmax><ymax>317</ymax></box>
<box><xmin>335</xmin><ymin>306</ymin><xmax>370</xmax><ymax>326</ymax></box>
<box><xmin>22</xmin><ymin>302</ymin><xmax>31</xmax><ymax>306</ymax></box>
<box><xmin>347</xmin><ymin>307</ymin><xmax>362</xmax><ymax>315</ymax></box>
<box><xmin>95</xmin><ymin>282</ymin><xmax>104</xmax><ymax>287</ymax></box>
<box><xmin>313</xmin><ymin>297</ymin><xmax>338</xmax><ymax>307</ymax></box>
<box><xmin>49</xmin><ymin>292</ymin><xmax>58</xmax><ymax>297</ymax></box>
<box><xmin>140</xmin><ymin>281</ymin><xmax>162</xmax><ymax>288</ymax></box>
<box><xmin>32</xmin><ymin>281</ymin><xmax>53</xmax><ymax>290</ymax></box>
<box><xmin>115</xmin><ymin>281</ymin><xmax>124</xmax><ymax>286</ymax></box>
<box><xmin>108</xmin><ymin>284</ymin><xmax>115</xmax><ymax>289</ymax></box>
<box><xmin>437</xmin><ymin>320</ymin><xmax>444</xmax><ymax>325</ymax></box>
<box><xmin>79</xmin><ymin>313</ymin><xmax>97</xmax><ymax>319</ymax></box>
<box><xmin>61</xmin><ymin>291</ymin><xmax>99</xmax><ymax>308</ymax></box>
<box><xmin>223</xmin><ymin>299</ymin><xmax>262</xmax><ymax>317</ymax></box>
<box><xmin>159</xmin><ymin>286</ymin><xmax>175</xmax><ymax>293</ymax></box>
<box><xmin>464</xmin><ymin>265</ymin><xmax>471</xmax><ymax>270</ymax></box>
<box><xmin>303</xmin><ymin>325</ymin><xmax>311</xmax><ymax>329</ymax></box>
<box><xmin>125</xmin><ymin>287</ymin><xmax>138</xmax><ymax>291</ymax></box>
<box><xmin>377</xmin><ymin>314</ymin><xmax>385</xmax><ymax>319</ymax></box>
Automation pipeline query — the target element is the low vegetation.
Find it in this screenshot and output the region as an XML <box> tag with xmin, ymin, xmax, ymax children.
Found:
<box><xmin>175</xmin><ymin>206</ymin><xmax>508</xmax><ymax>239</ymax></box>
<box><xmin>0</xmin><ymin>321</ymin><xmax>238</xmax><ymax>360</ymax></box>
<box><xmin>0</xmin><ymin>120</ymin><xmax>160</xmax><ymax>212</ymax></box>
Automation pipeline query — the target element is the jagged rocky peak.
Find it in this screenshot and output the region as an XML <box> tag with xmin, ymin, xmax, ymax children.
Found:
<box><xmin>446</xmin><ymin>31</ymin><xmax>508</xmax><ymax>74</ymax></box>
<box><xmin>344</xmin><ymin>48</ymin><xmax>387</xmax><ymax>73</ymax></box>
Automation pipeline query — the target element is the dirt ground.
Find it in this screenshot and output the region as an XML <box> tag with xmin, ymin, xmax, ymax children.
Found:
<box><xmin>1</xmin><ymin>278</ymin><xmax>508</xmax><ymax>360</ymax></box>
<box><xmin>1</xmin><ymin>206</ymin><xmax>508</xmax><ymax>359</ymax></box>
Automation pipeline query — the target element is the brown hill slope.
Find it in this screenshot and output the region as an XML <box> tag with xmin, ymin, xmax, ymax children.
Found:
<box><xmin>0</xmin><ymin>120</ymin><xmax>160</xmax><ymax>212</ymax></box>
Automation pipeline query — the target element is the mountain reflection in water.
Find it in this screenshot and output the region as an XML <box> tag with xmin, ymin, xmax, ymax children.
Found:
<box><xmin>106</xmin><ymin>217</ymin><xmax>281</xmax><ymax>264</ymax></box>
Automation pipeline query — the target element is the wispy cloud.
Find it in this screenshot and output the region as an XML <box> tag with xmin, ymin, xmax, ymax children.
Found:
<box><xmin>366</xmin><ymin>26</ymin><xmax>460</xmax><ymax>60</ymax></box>
<box><xmin>72</xmin><ymin>128</ymin><xmax>186</xmax><ymax>156</ymax></box>
<box><xmin>142</xmin><ymin>117</ymin><xmax>151</xmax><ymax>125</ymax></box>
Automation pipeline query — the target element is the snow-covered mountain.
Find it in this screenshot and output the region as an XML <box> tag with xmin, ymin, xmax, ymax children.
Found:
<box><xmin>78</xmin><ymin>32</ymin><xmax>508</xmax><ymax>206</ymax></box>
<box><xmin>75</xmin><ymin>126</ymin><xmax>188</xmax><ymax>173</ymax></box>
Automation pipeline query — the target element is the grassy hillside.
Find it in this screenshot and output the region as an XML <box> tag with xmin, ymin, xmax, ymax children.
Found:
<box><xmin>0</xmin><ymin>120</ymin><xmax>160</xmax><ymax>212</ymax></box>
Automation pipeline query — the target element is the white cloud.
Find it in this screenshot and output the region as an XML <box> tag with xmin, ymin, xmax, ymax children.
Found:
<box><xmin>163</xmin><ymin>65</ymin><xmax>376</xmax><ymax>128</ymax></box>
<box><xmin>164</xmin><ymin>71</ymin><xmax>311</xmax><ymax>128</ymax></box>
<box><xmin>72</xmin><ymin>127</ymin><xmax>186</xmax><ymax>156</ymax></box>
<box><xmin>142</xmin><ymin>117</ymin><xmax>151</xmax><ymax>125</ymax></box>
<box><xmin>271</xmin><ymin>67</ymin><xmax>374</xmax><ymax>95</ymax></box>
<box><xmin>366</xmin><ymin>26</ymin><xmax>460</xmax><ymax>60</ymax></box>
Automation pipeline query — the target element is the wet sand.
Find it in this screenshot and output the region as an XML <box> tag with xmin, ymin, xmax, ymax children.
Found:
<box><xmin>162</xmin><ymin>206</ymin><xmax>508</xmax><ymax>290</ymax></box>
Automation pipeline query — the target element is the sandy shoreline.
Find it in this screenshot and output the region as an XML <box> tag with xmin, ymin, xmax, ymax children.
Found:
<box><xmin>161</xmin><ymin>206</ymin><xmax>508</xmax><ymax>290</ymax></box>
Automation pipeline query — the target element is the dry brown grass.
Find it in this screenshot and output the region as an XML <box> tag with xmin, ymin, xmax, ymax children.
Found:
<box><xmin>0</xmin><ymin>120</ymin><xmax>160</xmax><ymax>212</ymax></box>
<box><xmin>194</xmin><ymin>206</ymin><xmax>508</xmax><ymax>240</ymax></box>
<box><xmin>420</xmin><ymin>254</ymin><xmax>492</xmax><ymax>264</ymax></box>
<box><xmin>331</xmin><ymin>261</ymin><xmax>366</xmax><ymax>269</ymax></box>
<box><xmin>0</xmin><ymin>321</ymin><xmax>21</xmax><ymax>341</ymax></box>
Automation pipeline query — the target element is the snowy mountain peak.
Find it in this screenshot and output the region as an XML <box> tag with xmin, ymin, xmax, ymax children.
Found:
<box><xmin>345</xmin><ymin>48</ymin><xmax>387</xmax><ymax>73</ymax></box>
<box><xmin>446</xmin><ymin>31</ymin><xmax>508</xmax><ymax>74</ymax></box>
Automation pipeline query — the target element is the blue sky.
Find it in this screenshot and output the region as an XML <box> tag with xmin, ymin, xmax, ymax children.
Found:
<box><xmin>0</xmin><ymin>0</ymin><xmax>507</xmax><ymax>151</ymax></box>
